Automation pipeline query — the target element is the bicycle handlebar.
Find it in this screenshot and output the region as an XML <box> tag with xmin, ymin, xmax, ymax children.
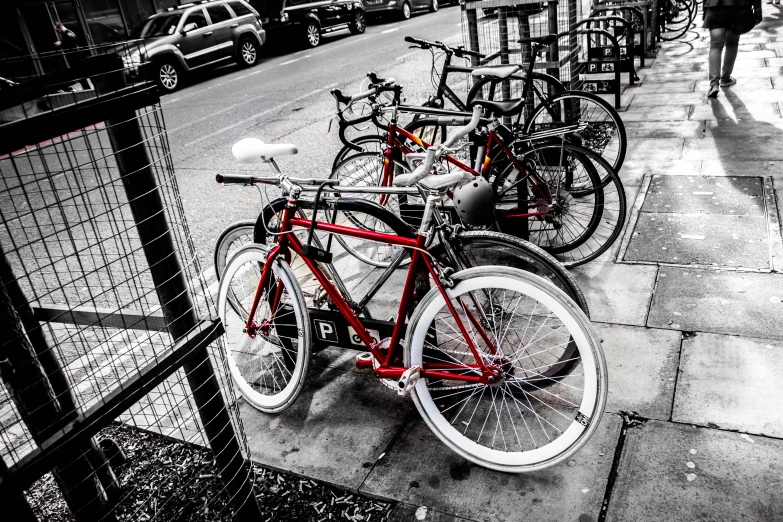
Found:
<box><xmin>392</xmin><ymin>105</ymin><xmax>482</xmax><ymax>187</ymax></box>
<box><xmin>216</xmin><ymin>173</ymin><xmax>419</xmax><ymax>195</ymax></box>
<box><xmin>330</xmin><ymin>78</ymin><xmax>397</xmax><ymax>110</ymax></box>
<box><xmin>404</xmin><ymin>35</ymin><xmax>484</xmax><ymax>59</ymax></box>
<box><xmin>216</xmin><ymin>173</ymin><xmax>323</xmax><ymax>186</ymax></box>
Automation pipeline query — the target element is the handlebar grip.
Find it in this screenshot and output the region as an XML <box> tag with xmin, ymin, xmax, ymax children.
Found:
<box><xmin>404</xmin><ymin>36</ymin><xmax>423</xmax><ymax>45</ymax></box>
<box><xmin>393</xmin><ymin>147</ymin><xmax>438</xmax><ymax>187</ymax></box>
<box><xmin>216</xmin><ymin>173</ymin><xmax>254</xmax><ymax>185</ymax></box>
<box><xmin>459</xmin><ymin>48</ymin><xmax>485</xmax><ymax>58</ymax></box>
<box><xmin>366</xmin><ymin>71</ymin><xmax>386</xmax><ymax>85</ymax></box>
<box><xmin>330</xmin><ymin>88</ymin><xmax>352</xmax><ymax>105</ymax></box>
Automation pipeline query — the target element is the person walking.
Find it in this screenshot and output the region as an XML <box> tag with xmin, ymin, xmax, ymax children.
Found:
<box><xmin>703</xmin><ymin>0</ymin><xmax>763</xmax><ymax>98</ymax></box>
<box><xmin>54</xmin><ymin>21</ymin><xmax>91</xmax><ymax>90</ymax></box>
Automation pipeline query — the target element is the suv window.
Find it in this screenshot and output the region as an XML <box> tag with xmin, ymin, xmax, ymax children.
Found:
<box><xmin>207</xmin><ymin>4</ymin><xmax>232</xmax><ymax>24</ymax></box>
<box><xmin>141</xmin><ymin>13</ymin><xmax>182</xmax><ymax>37</ymax></box>
<box><xmin>183</xmin><ymin>9</ymin><xmax>208</xmax><ymax>30</ymax></box>
<box><xmin>228</xmin><ymin>1</ymin><xmax>253</xmax><ymax>16</ymax></box>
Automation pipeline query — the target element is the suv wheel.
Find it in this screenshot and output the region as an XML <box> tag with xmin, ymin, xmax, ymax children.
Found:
<box><xmin>401</xmin><ymin>1</ymin><xmax>411</xmax><ymax>19</ymax></box>
<box><xmin>156</xmin><ymin>60</ymin><xmax>180</xmax><ymax>92</ymax></box>
<box><xmin>237</xmin><ymin>37</ymin><xmax>259</xmax><ymax>67</ymax></box>
<box><xmin>304</xmin><ymin>21</ymin><xmax>321</xmax><ymax>48</ymax></box>
<box><xmin>349</xmin><ymin>10</ymin><xmax>366</xmax><ymax>34</ymax></box>
<box><xmin>430</xmin><ymin>0</ymin><xmax>438</xmax><ymax>12</ymax></box>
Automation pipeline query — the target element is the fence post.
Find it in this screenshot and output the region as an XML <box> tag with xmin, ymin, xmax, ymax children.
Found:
<box><xmin>97</xmin><ymin>58</ymin><xmax>262</xmax><ymax>521</ymax></box>
<box><xmin>465</xmin><ymin>3</ymin><xmax>482</xmax><ymax>69</ymax></box>
<box><xmin>0</xmin><ymin>459</ymin><xmax>38</xmax><ymax>522</ymax></box>
<box><xmin>0</xmin><ymin>247</ymin><xmax>118</xmax><ymax>522</ymax></box>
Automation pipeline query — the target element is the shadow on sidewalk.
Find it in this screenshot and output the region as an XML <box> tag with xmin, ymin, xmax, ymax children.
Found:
<box><xmin>706</xmin><ymin>87</ymin><xmax>782</xmax><ymax>185</ymax></box>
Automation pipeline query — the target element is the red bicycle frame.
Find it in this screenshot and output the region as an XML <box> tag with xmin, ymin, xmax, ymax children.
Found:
<box><xmin>377</xmin><ymin>121</ymin><xmax>553</xmax><ymax>218</ymax></box>
<box><xmin>243</xmin><ymin>197</ymin><xmax>505</xmax><ymax>384</ymax></box>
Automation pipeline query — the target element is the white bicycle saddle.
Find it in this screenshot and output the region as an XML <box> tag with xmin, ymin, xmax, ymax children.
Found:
<box><xmin>418</xmin><ymin>172</ymin><xmax>470</xmax><ymax>190</ymax></box>
<box><xmin>232</xmin><ymin>138</ymin><xmax>298</xmax><ymax>163</ymax></box>
<box><xmin>470</xmin><ymin>65</ymin><xmax>521</xmax><ymax>80</ymax></box>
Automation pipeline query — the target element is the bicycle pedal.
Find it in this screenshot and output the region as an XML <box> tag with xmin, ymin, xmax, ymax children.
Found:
<box><xmin>355</xmin><ymin>352</ymin><xmax>374</xmax><ymax>371</ymax></box>
<box><xmin>397</xmin><ymin>366</ymin><xmax>421</xmax><ymax>396</ymax></box>
<box><xmin>301</xmin><ymin>244</ymin><xmax>333</xmax><ymax>263</ymax></box>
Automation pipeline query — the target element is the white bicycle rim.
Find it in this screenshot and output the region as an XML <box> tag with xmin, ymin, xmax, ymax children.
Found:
<box><xmin>217</xmin><ymin>246</ymin><xmax>310</xmax><ymax>413</ymax></box>
<box><xmin>405</xmin><ymin>266</ymin><xmax>606</xmax><ymax>472</ymax></box>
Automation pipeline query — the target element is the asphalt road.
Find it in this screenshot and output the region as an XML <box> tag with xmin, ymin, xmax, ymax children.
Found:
<box><xmin>163</xmin><ymin>6</ymin><xmax>465</xmax><ymax>266</ymax></box>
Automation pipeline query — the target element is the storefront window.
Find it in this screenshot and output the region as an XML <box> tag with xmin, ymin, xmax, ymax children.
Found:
<box><xmin>82</xmin><ymin>0</ymin><xmax>127</xmax><ymax>43</ymax></box>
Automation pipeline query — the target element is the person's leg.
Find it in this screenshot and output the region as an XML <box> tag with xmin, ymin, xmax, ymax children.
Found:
<box><xmin>721</xmin><ymin>29</ymin><xmax>741</xmax><ymax>83</ymax></box>
<box><xmin>709</xmin><ymin>27</ymin><xmax>727</xmax><ymax>88</ymax></box>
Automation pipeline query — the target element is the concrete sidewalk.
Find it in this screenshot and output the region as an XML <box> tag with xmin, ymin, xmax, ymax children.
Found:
<box><xmin>239</xmin><ymin>7</ymin><xmax>783</xmax><ymax>521</ymax></box>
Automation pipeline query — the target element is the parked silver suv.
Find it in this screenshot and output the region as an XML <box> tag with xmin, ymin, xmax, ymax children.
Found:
<box><xmin>136</xmin><ymin>0</ymin><xmax>265</xmax><ymax>92</ymax></box>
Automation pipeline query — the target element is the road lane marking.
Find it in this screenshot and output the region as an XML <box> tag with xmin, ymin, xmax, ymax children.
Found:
<box><xmin>281</xmin><ymin>58</ymin><xmax>300</xmax><ymax>65</ymax></box>
<box><xmin>184</xmin><ymin>86</ymin><xmax>332</xmax><ymax>147</ymax></box>
<box><xmin>381</xmin><ymin>28</ymin><xmax>400</xmax><ymax>34</ymax></box>
<box><xmin>169</xmin><ymin>93</ymin><xmax>266</xmax><ymax>134</ymax></box>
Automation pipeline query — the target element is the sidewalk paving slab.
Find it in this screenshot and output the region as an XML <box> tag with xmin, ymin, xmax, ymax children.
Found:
<box><xmin>624</xmin><ymin>121</ymin><xmax>704</xmax><ymax>139</ymax></box>
<box><xmin>647</xmin><ymin>268</ymin><xmax>783</xmax><ymax>339</ymax></box>
<box><xmin>705</xmin><ymin>118</ymin><xmax>783</xmax><ymax>137</ymax></box>
<box><xmin>597</xmin><ymin>323</ymin><xmax>680</xmax><ymax>421</ymax></box>
<box><xmin>361</xmin><ymin>414</ymin><xmax>622</xmax><ymax>522</ymax></box>
<box><xmin>389</xmin><ymin>502</ymin><xmax>475</xmax><ymax>522</ymax></box>
<box><xmin>688</xmin><ymin>101</ymin><xmax>782</xmax><ymax>121</ymax></box>
<box><xmin>619</xmin><ymin>105</ymin><xmax>691</xmax><ymax>122</ymax></box>
<box><xmin>641</xmin><ymin>175</ymin><xmax>765</xmax><ymax>215</ymax></box>
<box><xmin>240</xmin><ymin>347</ymin><xmax>414</xmax><ymax>490</ymax></box>
<box><xmin>625</xmin><ymin>213</ymin><xmax>770</xmax><ymax>268</ymax></box>
<box><xmin>682</xmin><ymin>136</ymin><xmax>783</xmax><ymax>160</ymax></box>
<box><xmin>606</xmin><ymin>421</ymin><xmax>783</xmax><ymax>522</ymax></box>
<box><xmin>571</xmin><ymin>263</ymin><xmax>658</xmax><ymax>326</ymax></box>
<box><xmin>624</xmin><ymin>138</ymin><xmax>685</xmax><ymax>160</ymax></box>
<box><xmin>699</xmin><ymin>159</ymin><xmax>783</xmax><ymax>179</ymax></box>
<box><xmin>673</xmin><ymin>332</ymin><xmax>783</xmax><ymax>438</ymax></box>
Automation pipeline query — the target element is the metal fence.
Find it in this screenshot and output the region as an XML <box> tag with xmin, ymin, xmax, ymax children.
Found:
<box><xmin>0</xmin><ymin>47</ymin><xmax>260</xmax><ymax>521</ymax></box>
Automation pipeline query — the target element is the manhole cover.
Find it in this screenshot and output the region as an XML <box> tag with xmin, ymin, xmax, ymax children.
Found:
<box><xmin>622</xmin><ymin>175</ymin><xmax>779</xmax><ymax>270</ymax></box>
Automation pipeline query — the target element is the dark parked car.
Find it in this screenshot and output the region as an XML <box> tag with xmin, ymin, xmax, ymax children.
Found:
<box><xmin>132</xmin><ymin>0</ymin><xmax>266</xmax><ymax>92</ymax></box>
<box><xmin>363</xmin><ymin>0</ymin><xmax>440</xmax><ymax>20</ymax></box>
<box><xmin>249</xmin><ymin>0</ymin><xmax>366</xmax><ymax>48</ymax></box>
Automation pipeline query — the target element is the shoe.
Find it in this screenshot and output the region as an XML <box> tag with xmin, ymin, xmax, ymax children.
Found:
<box><xmin>720</xmin><ymin>77</ymin><xmax>737</xmax><ymax>87</ymax></box>
<box><xmin>707</xmin><ymin>85</ymin><xmax>719</xmax><ymax>98</ymax></box>
<box><xmin>768</xmin><ymin>0</ymin><xmax>773</xmax><ymax>4</ymax></box>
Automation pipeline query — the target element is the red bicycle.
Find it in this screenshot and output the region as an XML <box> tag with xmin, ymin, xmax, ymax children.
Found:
<box><xmin>215</xmin><ymin>133</ymin><xmax>607</xmax><ymax>472</ymax></box>
<box><xmin>331</xmin><ymin>99</ymin><xmax>626</xmax><ymax>267</ymax></box>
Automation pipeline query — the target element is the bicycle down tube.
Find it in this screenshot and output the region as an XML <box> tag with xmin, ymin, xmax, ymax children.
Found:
<box><xmin>244</xmin><ymin>199</ymin><xmax>495</xmax><ymax>384</ymax></box>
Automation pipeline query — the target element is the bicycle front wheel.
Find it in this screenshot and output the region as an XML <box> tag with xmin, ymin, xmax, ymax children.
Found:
<box><xmin>217</xmin><ymin>245</ymin><xmax>311</xmax><ymax>413</ymax></box>
<box><xmin>332</xmin><ymin>134</ymin><xmax>387</xmax><ymax>172</ymax></box>
<box><xmin>405</xmin><ymin>266</ymin><xmax>607</xmax><ymax>473</ymax></box>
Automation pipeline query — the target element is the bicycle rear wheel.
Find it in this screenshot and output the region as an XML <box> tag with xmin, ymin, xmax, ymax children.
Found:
<box><xmin>217</xmin><ymin>245</ymin><xmax>311</xmax><ymax>413</ymax></box>
<box><xmin>524</xmin><ymin>90</ymin><xmax>627</xmax><ymax>174</ymax></box>
<box><xmin>405</xmin><ymin>266</ymin><xmax>607</xmax><ymax>472</ymax></box>
<box><xmin>214</xmin><ymin>219</ymin><xmax>256</xmax><ymax>280</ymax></box>
<box><xmin>429</xmin><ymin>230</ymin><xmax>589</xmax><ymax>316</ymax></box>
<box><xmin>492</xmin><ymin>142</ymin><xmax>604</xmax><ymax>256</ymax></box>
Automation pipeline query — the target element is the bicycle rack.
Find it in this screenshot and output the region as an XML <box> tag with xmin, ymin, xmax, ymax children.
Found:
<box><xmin>592</xmin><ymin>0</ymin><xmax>656</xmax><ymax>56</ymax></box>
<box><xmin>556</xmin><ymin>28</ymin><xmax>623</xmax><ymax>109</ymax></box>
<box><xmin>578</xmin><ymin>16</ymin><xmax>640</xmax><ymax>85</ymax></box>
